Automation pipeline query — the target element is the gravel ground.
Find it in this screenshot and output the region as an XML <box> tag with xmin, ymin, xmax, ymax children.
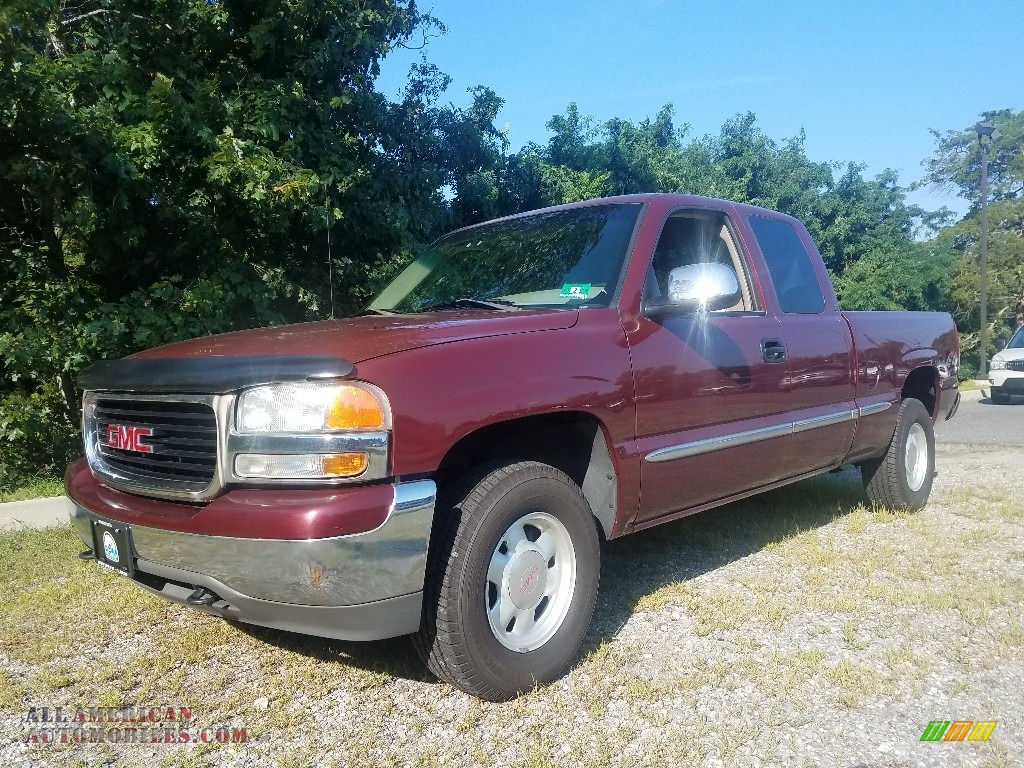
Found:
<box><xmin>2</xmin><ymin>442</ymin><xmax>1021</xmax><ymax>768</ymax></box>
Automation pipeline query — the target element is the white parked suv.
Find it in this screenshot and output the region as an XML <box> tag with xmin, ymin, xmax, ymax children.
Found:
<box><xmin>989</xmin><ymin>325</ymin><xmax>1024</xmax><ymax>404</ymax></box>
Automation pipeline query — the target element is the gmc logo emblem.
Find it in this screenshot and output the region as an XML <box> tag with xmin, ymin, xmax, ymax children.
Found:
<box><xmin>106</xmin><ymin>425</ymin><xmax>154</xmax><ymax>454</ymax></box>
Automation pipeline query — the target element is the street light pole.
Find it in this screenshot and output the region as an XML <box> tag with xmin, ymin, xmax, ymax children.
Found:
<box><xmin>975</xmin><ymin>121</ymin><xmax>1001</xmax><ymax>381</ymax></box>
<box><xmin>978</xmin><ymin>128</ymin><xmax>989</xmax><ymax>380</ymax></box>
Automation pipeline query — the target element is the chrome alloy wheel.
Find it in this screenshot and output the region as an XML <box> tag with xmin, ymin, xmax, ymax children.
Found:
<box><xmin>486</xmin><ymin>511</ymin><xmax>577</xmax><ymax>652</ymax></box>
<box><xmin>905</xmin><ymin>422</ymin><xmax>928</xmax><ymax>492</ymax></box>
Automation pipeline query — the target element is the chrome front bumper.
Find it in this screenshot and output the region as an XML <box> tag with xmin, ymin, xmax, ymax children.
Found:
<box><xmin>70</xmin><ymin>479</ymin><xmax>436</xmax><ymax>641</ymax></box>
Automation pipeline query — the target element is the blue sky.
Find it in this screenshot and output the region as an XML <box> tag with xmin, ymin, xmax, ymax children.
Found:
<box><xmin>376</xmin><ymin>0</ymin><xmax>1024</xmax><ymax>219</ymax></box>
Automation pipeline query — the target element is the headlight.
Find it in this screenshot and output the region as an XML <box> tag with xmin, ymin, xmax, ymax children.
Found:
<box><xmin>231</xmin><ymin>382</ymin><xmax>389</xmax><ymax>481</ymax></box>
<box><xmin>236</xmin><ymin>382</ymin><xmax>387</xmax><ymax>433</ymax></box>
<box><xmin>991</xmin><ymin>358</ymin><xmax>1007</xmax><ymax>370</ymax></box>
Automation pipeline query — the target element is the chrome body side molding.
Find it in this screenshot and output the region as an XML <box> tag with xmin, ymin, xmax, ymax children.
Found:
<box><xmin>857</xmin><ymin>400</ymin><xmax>893</xmax><ymax>417</ymax></box>
<box><xmin>645</xmin><ymin>423</ymin><xmax>792</xmax><ymax>463</ymax></box>
<box><xmin>645</xmin><ymin>401</ymin><xmax>892</xmax><ymax>463</ymax></box>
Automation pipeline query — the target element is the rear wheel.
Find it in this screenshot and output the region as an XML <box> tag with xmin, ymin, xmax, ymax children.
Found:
<box><xmin>860</xmin><ymin>397</ymin><xmax>935</xmax><ymax>511</ymax></box>
<box><xmin>414</xmin><ymin>461</ymin><xmax>600</xmax><ymax>701</ymax></box>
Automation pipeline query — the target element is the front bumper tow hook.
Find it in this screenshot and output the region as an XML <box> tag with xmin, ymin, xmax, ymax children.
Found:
<box><xmin>185</xmin><ymin>587</ymin><xmax>221</xmax><ymax>606</ymax></box>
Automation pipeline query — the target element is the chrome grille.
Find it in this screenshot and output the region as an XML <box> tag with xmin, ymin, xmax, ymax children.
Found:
<box><xmin>1006</xmin><ymin>359</ymin><xmax>1024</xmax><ymax>372</ymax></box>
<box><xmin>88</xmin><ymin>396</ymin><xmax>218</xmax><ymax>495</ymax></box>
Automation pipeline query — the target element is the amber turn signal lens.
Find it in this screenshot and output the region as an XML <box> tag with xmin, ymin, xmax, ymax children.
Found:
<box><xmin>325</xmin><ymin>387</ymin><xmax>385</xmax><ymax>430</ymax></box>
<box><xmin>322</xmin><ymin>452</ymin><xmax>369</xmax><ymax>477</ymax></box>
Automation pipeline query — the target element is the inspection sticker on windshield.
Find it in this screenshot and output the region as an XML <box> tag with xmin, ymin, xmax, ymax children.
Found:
<box><xmin>559</xmin><ymin>283</ymin><xmax>591</xmax><ymax>299</ymax></box>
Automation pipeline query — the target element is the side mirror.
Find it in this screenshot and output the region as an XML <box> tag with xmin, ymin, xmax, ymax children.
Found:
<box><xmin>645</xmin><ymin>262</ymin><xmax>741</xmax><ymax>317</ymax></box>
<box><xmin>997</xmin><ymin>338</ymin><xmax>1008</xmax><ymax>350</ymax></box>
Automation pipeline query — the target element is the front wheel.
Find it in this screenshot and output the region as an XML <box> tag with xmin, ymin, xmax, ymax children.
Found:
<box><xmin>413</xmin><ymin>461</ymin><xmax>600</xmax><ymax>701</ymax></box>
<box><xmin>860</xmin><ymin>397</ymin><xmax>935</xmax><ymax>511</ymax></box>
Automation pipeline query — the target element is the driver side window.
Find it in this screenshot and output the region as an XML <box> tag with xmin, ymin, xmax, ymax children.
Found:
<box><xmin>645</xmin><ymin>211</ymin><xmax>758</xmax><ymax>312</ymax></box>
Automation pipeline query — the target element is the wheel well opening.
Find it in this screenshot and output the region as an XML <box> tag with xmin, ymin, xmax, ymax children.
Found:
<box><xmin>437</xmin><ymin>413</ymin><xmax>617</xmax><ymax>539</ymax></box>
<box><xmin>902</xmin><ymin>366</ymin><xmax>938</xmax><ymax>417</ymax></box>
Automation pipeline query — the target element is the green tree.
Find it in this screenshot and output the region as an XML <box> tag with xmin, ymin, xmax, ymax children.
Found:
<box><xmin>0</xmin><ymin>0</ymin><xmax>442</xmax><ymax>484</ymax></box>
<box><xmin>833</xmin><ymin>241</ymin><xmax>953</xmax><ymax>312</ymax></box>
<box><xmin>916</xmin><ymin>109</ymin><xmax>1024</xmax><ymax>373</ymax></box>
<box><xmin>500</xmin><ymin>104</ymin><xmax>927</xmax><ymax>293</ymax></box>
<box><xmin>918</xmin><ymin>109</ymin><xmax>1024</xmax><ymax>204</ymax></box>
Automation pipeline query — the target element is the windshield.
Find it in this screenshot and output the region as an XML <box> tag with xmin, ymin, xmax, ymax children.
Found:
<box><xmin>1008</xmin><ymin>325</ymin><xmax>1024</xmax><ymax>349</ymax></box>
<box><xmin>368</xmin><ymin>203</ymin><xmax>642</xmax><ymax>313</ymax></box>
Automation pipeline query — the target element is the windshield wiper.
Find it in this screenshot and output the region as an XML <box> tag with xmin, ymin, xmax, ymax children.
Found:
<box><xmin>357</xmin><ymin>308</ymin><xmax>396</xmax><ymax>316</ymax></box>
<box><xmin>421</xmin><ymin>298</ymin><xmax>520</xmax><ymax>312</ymax></box>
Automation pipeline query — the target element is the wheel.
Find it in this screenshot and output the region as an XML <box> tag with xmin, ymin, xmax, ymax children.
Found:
<box><xmin>413</xmin><ymin>461</ymin><xmax>600</xmax><ymax>700</ymax></box>
<box><xmin>991</xmin><ymin>387</ymin><xmax>1011</xmax><ymax>404</ymax></box>
<box><xmin>860</xmin><ymin>398</ymin><xmax>935</xmax><ymax>511</ymax></box>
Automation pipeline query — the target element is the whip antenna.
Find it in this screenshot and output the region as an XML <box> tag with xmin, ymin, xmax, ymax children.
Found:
<box><xmin>326</xmin><ymin>187</ymin><xmax>335</xmax><ymax>319</ymax></box>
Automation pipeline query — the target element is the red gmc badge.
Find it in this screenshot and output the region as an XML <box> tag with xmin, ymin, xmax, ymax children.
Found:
<box><xmin>106</xmin><ymin>425</ymin><xmax>154</xmax><ymax>454</ymax></box>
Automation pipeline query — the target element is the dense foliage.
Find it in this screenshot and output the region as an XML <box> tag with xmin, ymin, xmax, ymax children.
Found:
<box><xmin>2</xmin><ymin>0</ymin><xmax>449</xmax><ymax>483</ymax></box>
<box><xmin>0</xmin><ymin>2</ymin><xmax>1019</xmax><ymax>486</ymax></box>
<box><xmin>913</xmin><ymin>109</ymin><xmax>1024</xmax><ymax>376</ymax></box>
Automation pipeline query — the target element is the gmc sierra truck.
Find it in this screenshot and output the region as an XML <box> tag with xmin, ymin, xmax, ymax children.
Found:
<box><xmin>67</xmin><ymin>193</ymin><xmax>960</xmax><ymax>701</ymax></box>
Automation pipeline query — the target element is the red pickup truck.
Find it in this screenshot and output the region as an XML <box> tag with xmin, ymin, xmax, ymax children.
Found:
<box><xmin>67</xmin><ymin>194</ymin><xmax>960</xmax><ymax>700</ymax></box>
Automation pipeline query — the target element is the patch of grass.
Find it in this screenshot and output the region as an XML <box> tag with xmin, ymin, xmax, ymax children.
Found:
<box><xmin>733</xmin><ymin>648</ymin><xmax>826</xmax><ymax>697</ymax></box>
<box><xmin>943</xmin><ymin>487</ymin><xmax>1017</xmax><ymax>522</ymax></box>
<box><xmin>720</xmin><ymin>720</ymin><xmax>764</xmax><ymax>763</ymax></box>
<box><xmin>632</xmin><ymin>582</ymin><xmax>677</xmax><ymax>612</ymax></box>
<box><xmin>949</xmin><ymin>679</ymin><xmax>972</xmax><ymax>696</ymax></box>
<box><xmin>454</xmin><ymin>699</ymin><xmax>483</xmax><ymax>734</ymax></box>
<box><xmin>688</xmin><ymin>585</ymin><xmax>755</xmax><ymax>635</ymax></box>
<box><xmin>622</xmin><ymin>674</ymin><xmax>662</xmax><ymax>702</ymax></box>
<box><xmin>824</xmin><ymin>658</ymin><xmax>890</xmax><ymax>707</ymax></box>
<box><xmin>0</xmin><ymin>527</ymin><xmax>169</xmax><ymax>665</ymax></box>
<box><xmin>578</xmin><ymin>727</ymin><xmax>647</xmax><ymax>768</ymax></box>
<box><xmin>797</xmin><ymin>589</ymin><xmax>862</xmax><ymax>615</ymax></box>
<box><xmin>778</xmin><ymin>531</ymin><xmax>844</xmax><ymax>569</ymax></box>
<box><xmin>841</xmin><ymin>622</ymin><xmax>869</xmax><ymax>650</ymax></box>
<box><xmin>30</xmin><ymin>664</ymin><xmax>75</xmax><ymax>692</ymax></box>
<box><xmin>272</xmin><ymin>745</ymin><xmax>332</xmax><ymax>768</ymax></box>
<box><xmin>673</xmin><ymin>655</ymin><xmax>730</xmax><ymax>691</ymax></box>
<box><xmin>844</xmin><ymin>507</ymin><xmax>871</xmax><ymax>533</ymax></box>
<box><xmin>870</xmin><ymin>505</ymin><xmax>915</xmax><ymax>523</ymax></box>
<box><xmin>882</xmin><ymin>643</ymin><xmax>932</xmax><ymax>683</ymax></box>
<box><xmin>961</xmin><ymin>528</ymin><xmax>1000</xmax><ymax>547</ymax></box>
<box><xmin>0</xmin><ymin>474</ymin><xmax>65</xmax><ymax>503</ymax></box>
<box><xmin>578</xmin><ymin>637</ymin><xmax>639</xmax><ymax>672</ymax></box>
<box><xmin>753</xmin><ymin>591</ymin><xmax>788</xmax><ymax>630</ymax></box>
<box><xmin>0</xmin><ymin>449</ymin><xmax>1021</xmax><ymax>767</ymax></box>
<box><xmin>0</xmin><ymin>667</ymin><xmax>27</xmax><ymax>708</ymax></box>
<box><xmin>863</xmin><ymin>582</ymin><xmax>953</xmax><ymax>611</ymax></box>
<box><xmin>994</xmin><ymin>617</ymin><xmax>1024</xmax><ymax>647</ymax></box>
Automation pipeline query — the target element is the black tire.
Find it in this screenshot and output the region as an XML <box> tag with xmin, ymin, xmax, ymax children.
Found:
<box><xmin>413</xmin><ymin>461</ymin><xmax>600</xmax><ymax>701</ymax></box>
<box><xmin>991</xmin><ymin>387</ymin><xmax>1011</xmax><ymax>404</ymax></box>
<box><xmin>860</xmin><ymin>397</ymin><xmax>935</xmax><ymax>511</ymax></box>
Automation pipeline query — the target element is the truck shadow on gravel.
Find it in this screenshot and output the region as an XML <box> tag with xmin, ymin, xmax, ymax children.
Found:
<box><xmin>233</xmin><ymin>468</ymin><xmax>869</xmax><ymax>687</ymax></box>
<box><xmin>579</xmin><ymin>468</ymin><xmax>867</xmax><ymax>653</ymax></box>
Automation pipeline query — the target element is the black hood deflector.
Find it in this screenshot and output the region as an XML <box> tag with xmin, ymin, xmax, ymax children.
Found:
<box><xmin>77</xmin><ymin>355</ymin><xmax>355</xmax><ymax>394</ymax></box>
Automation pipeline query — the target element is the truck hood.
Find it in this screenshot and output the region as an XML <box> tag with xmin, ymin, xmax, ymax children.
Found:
<box><xmin>131</xmin><ymin>309</ymin><xmax>579</xmax><ymax>365</ymax></box>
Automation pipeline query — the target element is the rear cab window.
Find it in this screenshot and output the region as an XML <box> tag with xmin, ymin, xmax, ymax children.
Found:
<box><xmin>748</xmin><ymin>216</ymin><xmax>825</xmax><ymax>314</ymax></box>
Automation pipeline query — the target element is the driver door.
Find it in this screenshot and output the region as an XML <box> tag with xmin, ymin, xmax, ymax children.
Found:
<box><xmin>627</xmin><ymin>209</ymin><xmax>794</xmax><ymax>525</ymax></box>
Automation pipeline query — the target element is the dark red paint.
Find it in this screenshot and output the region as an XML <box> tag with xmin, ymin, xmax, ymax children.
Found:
<box><xmin>67</xmin><ymin>194</ymin><xmax>960</xmax><ymax>541</ymax></box>
<box><xmin>66</xmin><ymin>458</ymin><xmax>394</xmax><ymax>540</ymax></box>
